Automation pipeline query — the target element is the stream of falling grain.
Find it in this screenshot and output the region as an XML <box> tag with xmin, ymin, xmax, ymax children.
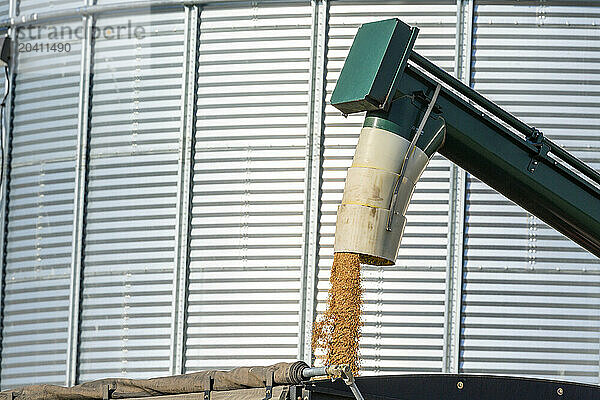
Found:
<box><xmin>311</xmin><ymin>252</ymin><xmax>363</xmax><ymax>374</ymax></box>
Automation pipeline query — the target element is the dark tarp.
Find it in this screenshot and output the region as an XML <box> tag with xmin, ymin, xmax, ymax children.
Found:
<box><xmin>0</xmin><ymin>361</ymin><xmax>308</xmax><ymax>400</ymax></box>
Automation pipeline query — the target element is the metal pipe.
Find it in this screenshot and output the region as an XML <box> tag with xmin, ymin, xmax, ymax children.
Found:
<box><xmin>408</xmin><ymin>51</ymin><xmax>536</xmax><ymax>138</ymax></box>
<box><xmin>301</xmin><ymin>366</ymin><xmax>327</xmax><ymax>379</ymax></box>
<box><xmin>400</xmin><ymin>63</ymin><xmax>600</xmax><ymax>257</ymax></box>
<box><xmin>65</xmin><ymin>4</ymin><xmax>95</xmax><ymax>386</ymax></box>
<box><xmin>547</xmin><ymin>140</ymin><xmax>600</xmax><ymax>187</ymax></box>
<box><xmin>386</xmin><ymin>83</ymin><xmax>442</xmax><ymax>231</ymax></box>
<box><xmin>347</xmin><ymin>383</ymin><xmax>365</xmax><ymax>400</ymax></box>
<box><xmin>301</xmin><ymin>365</ymin><xmax>366</xmax><ymax>400</ymax></box>
<box><xmin>0</xmin><ymin>0</ymin><xmax>299</xmax><ymax>28</ymax></box>
<box><xmin>408</xmin><ymin>50</ymin><xmax>600</xmax><ymax>188</ymax></box>
<box><xmin>298</xmin><ymin>0</ymin><xmax>328</xmax><ymax>364</ymax></box>
<box><xmin>170</xmin><ymin>3</ymin><xmax>200</xmax><ymax>377</ymax></box>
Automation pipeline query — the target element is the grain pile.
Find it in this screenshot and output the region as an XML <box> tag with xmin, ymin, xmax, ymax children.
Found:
<box><xmin>311</xmin><ymin>252</ymin><xmax>363</xmax><ymax>374</ymax></box>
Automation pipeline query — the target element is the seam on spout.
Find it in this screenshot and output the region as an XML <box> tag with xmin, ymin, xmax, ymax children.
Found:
<box><xmin>349</xmin><ymin>165</ymin><xmax>401</xmax><ymax>174</ymax></box>
<box><xmin>340</xmin><ymin>202</ymin><xmax>387</xmax><ymax>210</ymax></box>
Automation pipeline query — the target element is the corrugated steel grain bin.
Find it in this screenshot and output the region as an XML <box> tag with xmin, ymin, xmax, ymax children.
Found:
<box><xmin>0</xmin><ymin>0</ymin><xmax>598</xmax><ymax>390</ymax></box>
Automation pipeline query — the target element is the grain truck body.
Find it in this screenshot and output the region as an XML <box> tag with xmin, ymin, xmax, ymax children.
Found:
<box><xmin>3</xmin><ymin>362</ymin><xmax>597</xmax><ymax>400</ymax></box>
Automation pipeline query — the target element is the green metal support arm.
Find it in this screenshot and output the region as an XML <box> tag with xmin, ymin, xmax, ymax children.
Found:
<box><xmin>331</xmin><ymin>18</ymin><xmax>600</xmax><ymax>258</ymax></box>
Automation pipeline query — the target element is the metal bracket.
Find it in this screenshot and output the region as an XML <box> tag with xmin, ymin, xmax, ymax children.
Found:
<box><xmin>289</xmin><ymin>385</ymin><xmax>300</xmax><ymax>400</ymax></box>
<box><xmin>338</xmin><ymin>366</ymin><xmax>365</xmax><ymax>400</ymax></box>
<box><xmin>306</xmin><ymin>365</ymin><xmax>365</xmax><ymax>400</ymax></box>
<box><xmin>526</xmin><ymin>127</ymin><xmax>543</xmax><ymax>144</ymax></box>
<box><xmin>526</xmin><ymin>128</ymin><xmax>550</xmax><ymax>173</ymax></box>
<box><xmin>386</xmin><ymin>83</ymin><xmax>442</xmax><ymax>231</ymax></box>
<box><xmin>263</xmin><ymin>370</ymin><xmax>274</xmax><ymax>400</ymax></box>
<box><xmin>528</xmin><ymin>144</ymin><xmax>550</xmax><ymax>173</ymax></box>
<box><xmin>203</xmin><ymin>375</ymin><xmax>214</xmax><ymax>400</ymax></box>
<box><xmin>412</xmin><ymin>90</ymin><xmax>442</xmax><ymax>114</ymax></box>
<box><xmin>102</xmin><ymin>385</ymin><xmax>115</xmax><ymax>400</ymax></box>
<box><xmin>301</xmin><ymin>386</ymin><xmax>312</xmax><ymax>400</ymax></box>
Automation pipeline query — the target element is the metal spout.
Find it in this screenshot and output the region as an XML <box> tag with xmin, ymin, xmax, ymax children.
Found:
<box><xmin>333</xmin><ymin>126</ymin><xmax>431</xmax><ymax>265</ymax></box>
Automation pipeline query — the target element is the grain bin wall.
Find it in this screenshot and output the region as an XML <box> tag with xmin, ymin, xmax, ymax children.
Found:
<box><xmin>0</xmin><ymin>0</ymin><xmax>598</xmax><ymax>390</ymax></box>
<box><xmin>462</xmin><ymin>2</ymin><xmax>600</xmax><ymax>384</ymax></box>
